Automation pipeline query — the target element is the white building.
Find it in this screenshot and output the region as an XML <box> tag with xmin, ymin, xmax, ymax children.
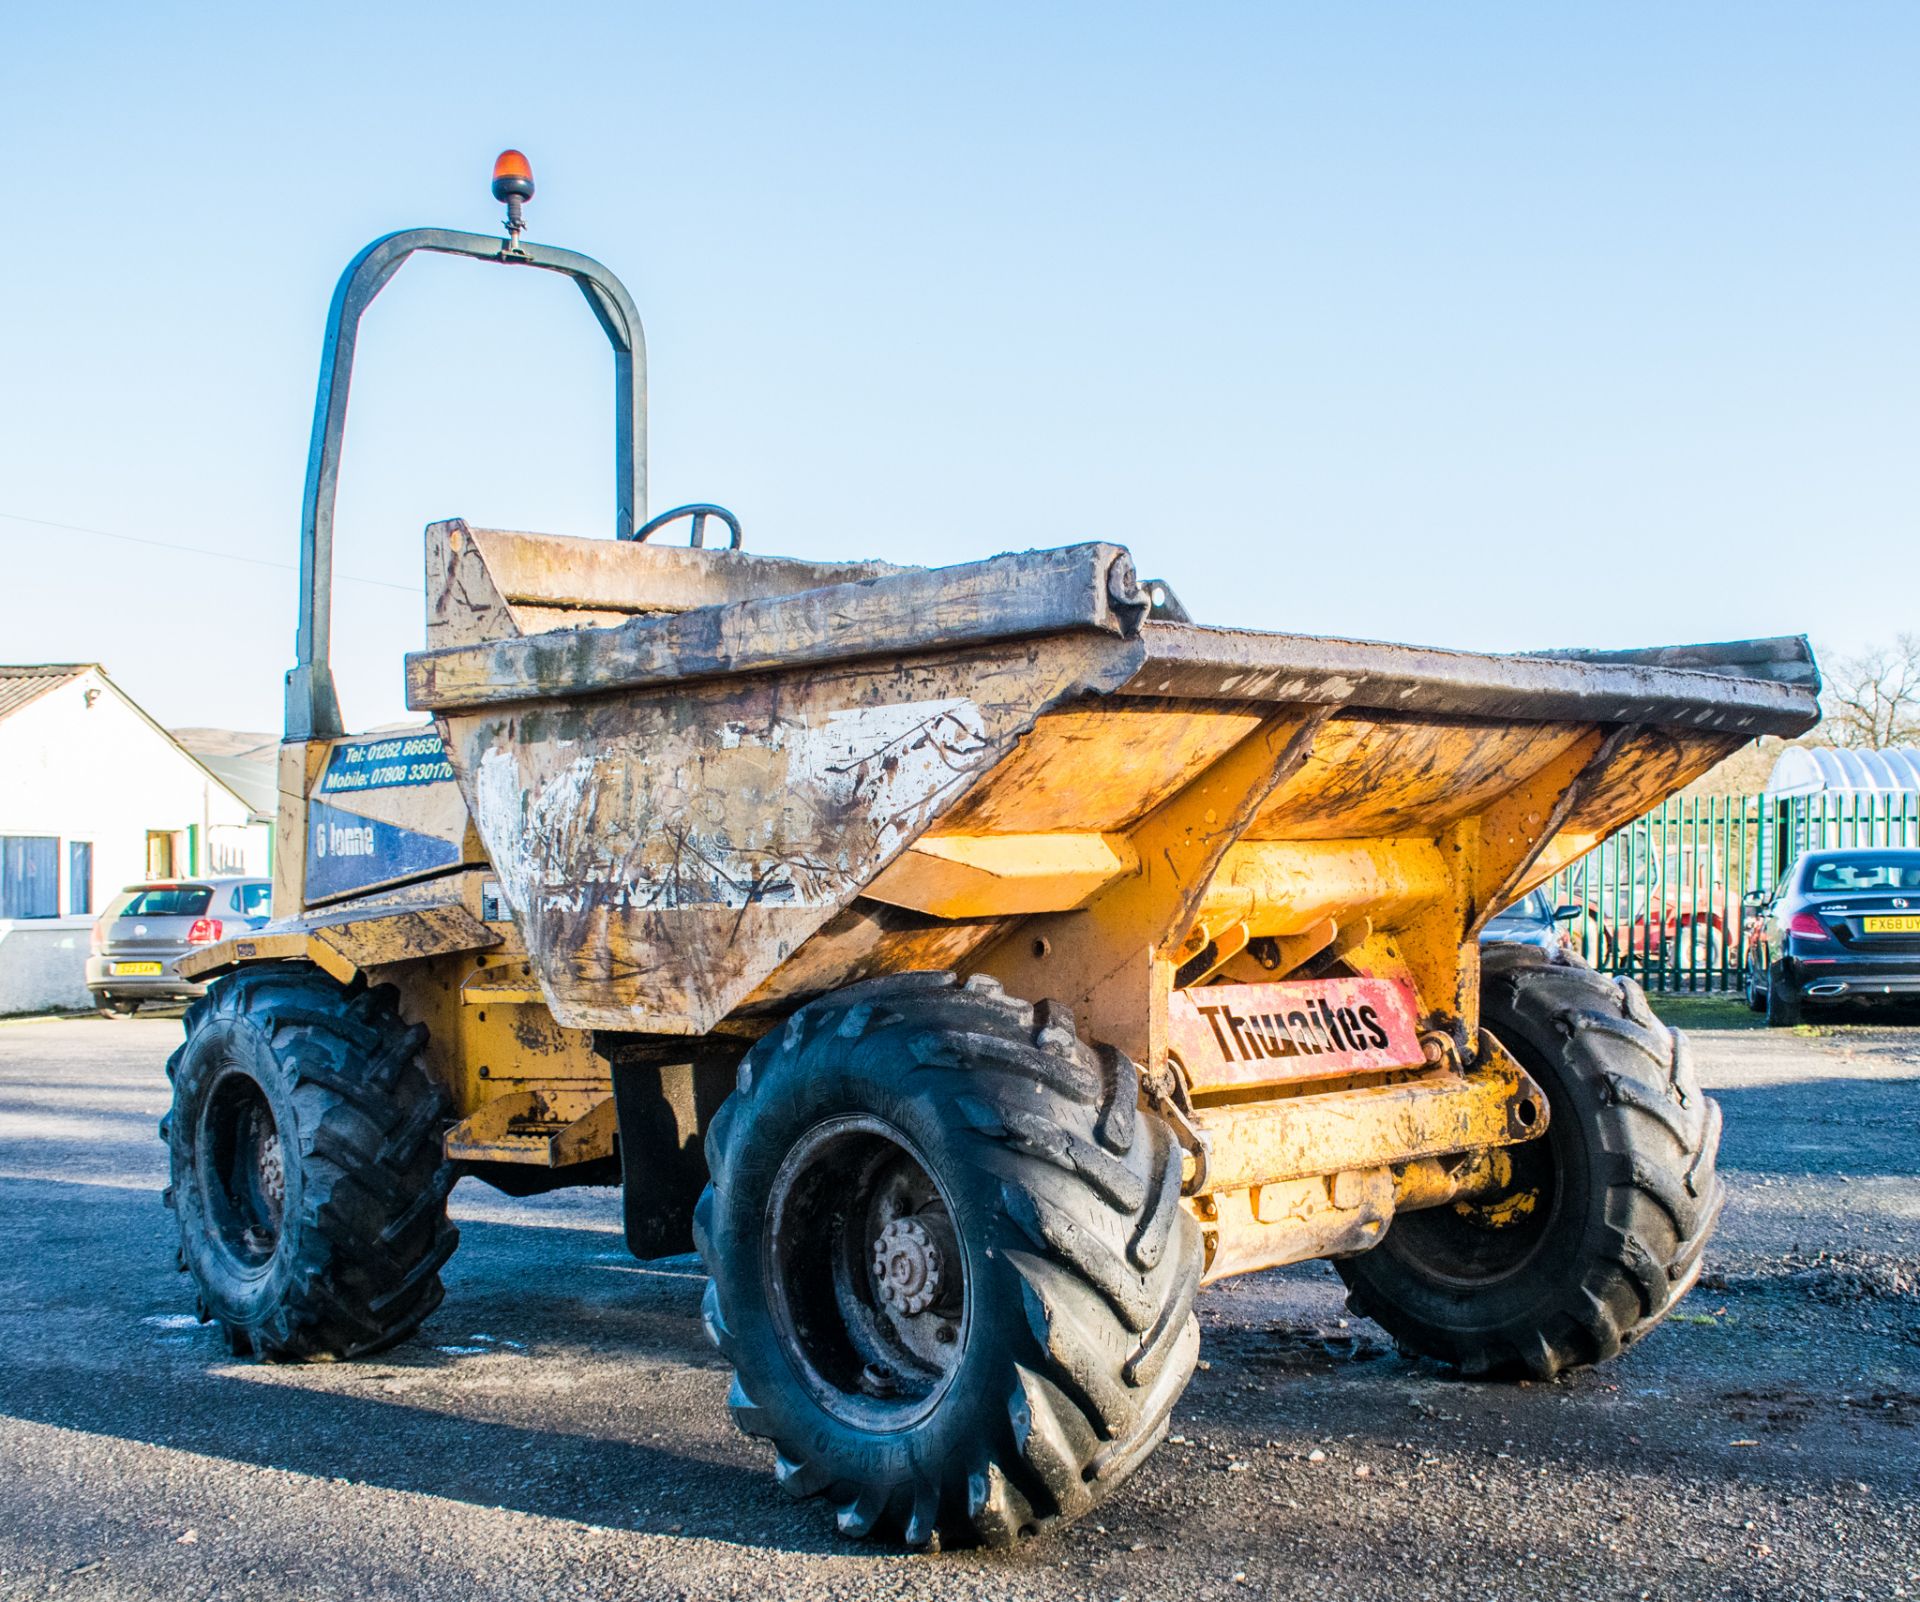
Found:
<box><xmin>0</xmin><ymin>664</ymin><xmax>272</xmax><ymax>1013</ymax></box>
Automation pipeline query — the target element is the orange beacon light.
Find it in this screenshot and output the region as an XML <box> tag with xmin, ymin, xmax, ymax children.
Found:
<box><xmin>492</xmin><ymin>149</ymin><xmax>534</xmax><ymax>242</ymax></box>
<box><xmin>491</xmin><ymin>149</ymin><xmax>535</xmax><ymax>203</ymax></box>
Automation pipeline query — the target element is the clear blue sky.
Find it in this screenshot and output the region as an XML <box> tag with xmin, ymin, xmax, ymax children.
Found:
<box><xmin>3</xmin><ymin>3</ymin><xmax>1914</xmax><ymax>732</ymax></box>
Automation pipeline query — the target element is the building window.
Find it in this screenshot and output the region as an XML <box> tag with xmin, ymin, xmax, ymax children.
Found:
<box><xmin>69</xmin><ymin>842</ymin><xmax>93</xmax><ymax>917</ymax></box>
<box><xmin>1</xmin><ymin>836</ymin><xmax>59</xmax><ymax>919</ymax></box>
<box><xmin>146</xmin><ymin>830</ymin><xmax>176</xmax><ymax>879</ymax></box>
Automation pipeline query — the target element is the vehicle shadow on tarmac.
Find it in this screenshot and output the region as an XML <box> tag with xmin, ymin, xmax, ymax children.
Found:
<box><xmin>0</xmin><ymin>1183</ymin><xmax>895</xmax><ymax>1554</ymax></box>
<box><xmin>4</xmin><ymin>1169</ymin><xmax>1913</xmax><ymax>1564</ymax></box>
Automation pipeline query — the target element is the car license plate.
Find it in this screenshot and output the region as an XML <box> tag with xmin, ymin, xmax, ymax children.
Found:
<box><xmin>1862</xmin><ymin>915</ymin><xmax>1920</xmax><ymax>933</ymax></box>
<box><xmin>112</xmin><ymin>961</ymin><xmax>163</xmax><ymax>976</ymax></box>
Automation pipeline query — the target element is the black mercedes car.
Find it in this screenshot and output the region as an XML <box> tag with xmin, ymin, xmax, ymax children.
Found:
<box><xmin>1743</xmin><ymin>846</ymin><xmax>1920</xmax><ymax>1025</ymax></box>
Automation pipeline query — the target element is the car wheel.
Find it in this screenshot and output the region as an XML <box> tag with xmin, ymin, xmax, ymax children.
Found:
<box><xmin>1680</xmin><ymin>922</ymin><xmax>1725</xmax><ymax>991</ymax></box>
<box><xmin>1765</xmin><ymin>966</ymin><xmax>1802</xmax><ymax>1028</ymax></box>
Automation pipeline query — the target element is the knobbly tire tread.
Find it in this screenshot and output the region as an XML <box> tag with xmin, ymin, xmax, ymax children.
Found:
<box><xmin>1337</xmin><ymin>948</ymin><xmax>1724</xmax><ymax>1379</ymax></box>
<box><xmin>163</xmin><ymin>961</ymin><xmax>457</xmax><ymax>1361</ymax></box>
<box><xmin>694</xmin><ymin>972</ymin><xmax>1203</xmax><ymax>1549</ymax></box>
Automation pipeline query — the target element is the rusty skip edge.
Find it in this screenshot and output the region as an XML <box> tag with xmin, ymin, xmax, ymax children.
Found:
<box><xmin>404</xmin><ymin>532</ymin><xmax>1819</xmax><ymax>735</ymax></box>
<box><xmin>403</xmin><ymin>529</ymin><xmax>1819</xmax><ymax>737</ymax></box>
<box><xmin>404</xmin><ymin>542</ymin><xmax>1151</xmax><ymax>713</ymax></box>
<box><xmin>1127</xmin><ymin>626</ymin><xmax>1822</xmax><ymax>736</ymax></box>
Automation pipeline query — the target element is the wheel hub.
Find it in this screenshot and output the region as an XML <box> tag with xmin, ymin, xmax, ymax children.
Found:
<box><xmin>762</xmin><ymin>1115</ymin><xmax>970</xmax><ymax>1431</ymax></box>
<box><xmin>872</xmin><ymin>1216</ymin><xmax>943</xmax><ymax>1315</ymax></box>
<box><xmin>255</xmin><ymin>1119</ymin><xmax>285</xmax><ymax>1213</ymax></box>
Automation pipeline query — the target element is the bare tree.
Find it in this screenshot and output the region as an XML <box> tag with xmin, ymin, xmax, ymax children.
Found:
<box><xmin>1820</xmin><ymin>632</ymin><xmax>1920</xmax><ymax>748</ymax></box>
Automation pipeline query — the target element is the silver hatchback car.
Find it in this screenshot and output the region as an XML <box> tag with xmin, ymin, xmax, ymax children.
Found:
<box><xmin>86</xmin><ymin>877</ymin><xmax>272</xmax><ymax>1014</ymax></box>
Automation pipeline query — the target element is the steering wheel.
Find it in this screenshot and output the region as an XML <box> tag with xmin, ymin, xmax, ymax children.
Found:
<box><xmin>632</xmin><ymin>502</ymin><xmax>743</xmax><ymax>550</ymax></box>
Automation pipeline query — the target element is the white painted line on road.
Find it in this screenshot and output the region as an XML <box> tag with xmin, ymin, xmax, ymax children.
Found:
<box><xmin>0</xmin><ymin>1112</ymin><xmax>161</xmax><ymax>1141</ymax></box>
<box><xmin>0</xmin><ymin>1169</ymin><xmax>162</xmax><ymax>1191</ymax></box>
<box><xmin>591</xmin><ymin>1263</ymin><xmax>708</xmax><ymax>1283</ymax></box>
<box><xmin>446</xmin><ymin>1201</ymin><xmax>624</xmax><ymax>1232</ymax></box>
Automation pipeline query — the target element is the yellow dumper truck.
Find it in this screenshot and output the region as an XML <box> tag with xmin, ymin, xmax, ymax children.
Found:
<box><xmin>167</xmin><ymin>156</ymin><xmax>1822</xmax><ymax>1548</ymax></box>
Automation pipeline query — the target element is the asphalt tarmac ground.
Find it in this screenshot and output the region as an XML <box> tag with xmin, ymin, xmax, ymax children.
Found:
<box><xmin>1</xmin><ymin>1000</ymin><xmax>1913</xmax><ymax>1601</ymax></box>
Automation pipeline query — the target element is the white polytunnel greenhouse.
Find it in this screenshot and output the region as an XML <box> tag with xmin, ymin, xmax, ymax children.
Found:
<box><xmin>1765</xmin><ymin>745</ymin><xmax>1920</xmax><ymax>798</ymax></box>
<box><xmin>1762</xmin><ymin>746</ymin><xmax>1920</xmax><ymax>867</ymax></box>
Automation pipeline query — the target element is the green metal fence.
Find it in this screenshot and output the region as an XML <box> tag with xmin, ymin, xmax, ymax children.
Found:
<box><xmin>1543</xmin><ymin>791</ymin><xmax>1920</xmax><ymax>993</ymax></box>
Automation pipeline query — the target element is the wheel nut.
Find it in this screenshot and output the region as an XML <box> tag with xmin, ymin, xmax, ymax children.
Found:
<box><xmin>257</xmin><ymin>1130</ymin><xmax>285</xmax><ymax>1208</ymax></box>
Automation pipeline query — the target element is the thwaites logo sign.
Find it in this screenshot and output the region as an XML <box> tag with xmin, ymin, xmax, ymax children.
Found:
<box><xmin>1167</xmin><ymin>977</ymin><xmax>1425</xmax><ymax>1086</ymax></box>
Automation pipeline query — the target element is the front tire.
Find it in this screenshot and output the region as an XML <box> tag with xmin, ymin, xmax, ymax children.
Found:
<box><xmin>1337</xmin><ymin>955</ymin><xmax>1724</xmax><ymax>1379</ymax></box>
<box><xmin>163</xmin><ymin>962</ymin><xmax>458</xmax><ymax>1359</ymax></box>
<box><xmin>694</xmin><ymin>972</ymin><xmax>1202</xmax><ymax>1548</ymax></box>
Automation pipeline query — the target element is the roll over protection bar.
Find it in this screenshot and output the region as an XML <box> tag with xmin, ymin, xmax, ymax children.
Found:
<box><xmin>287</xmin><ymin>225</ymin><xmax>648</xmax><ymax>739</ymax></box>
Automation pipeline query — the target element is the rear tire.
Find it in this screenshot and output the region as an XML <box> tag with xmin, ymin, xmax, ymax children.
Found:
<box><xmin>1337</xmin><ymin>955</ymin><xmax>1723</xmax><ymax>1379</ymax></box>
<box><xmin>1765</xmin><ymin>967</ymin><xmax>1802</xmax><ymax>1027</ymax></box>
<box><xmin>694</xmin><ymin>972</ymin><xmax>1202</xmax><ymax>1548</ymax></box>
<box><xmin>163</xmin><ymin>962</ymin><xmax>457</xmax><ymax>1360</ymax></box>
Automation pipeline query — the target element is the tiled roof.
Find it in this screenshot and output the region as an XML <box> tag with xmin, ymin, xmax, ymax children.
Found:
<box><xmin>0</xmin><ymin>664</ymin><xmax>93</xmax><ymax>723</ymax></box>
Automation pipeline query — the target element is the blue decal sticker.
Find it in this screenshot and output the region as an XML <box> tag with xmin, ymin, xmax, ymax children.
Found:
<box><xmin>319</xmin><ymin>731</ymin><xmax>455</xmax><ymax>795</ymax></box>
<box><xmin>306</xmin><ymin>799</ymin><xmax>463</xmax><ymax>901</ymax></box>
